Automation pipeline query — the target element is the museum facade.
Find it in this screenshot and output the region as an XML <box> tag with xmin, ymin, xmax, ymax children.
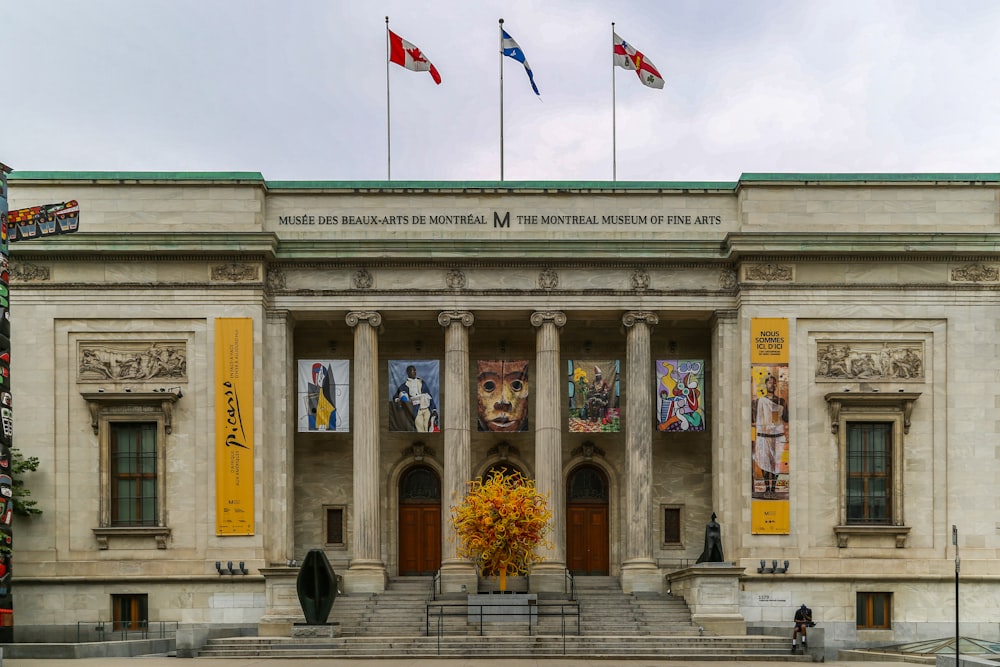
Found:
<box><xmin>5</xmin><ymin>171</ymin><xmax>1000</xmax><ymax>650</ymax></box>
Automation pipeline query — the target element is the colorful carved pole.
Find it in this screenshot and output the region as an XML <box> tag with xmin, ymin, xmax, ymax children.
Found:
<box><xmin>0</xmin><ymin>162</ymin><xmax>81</xmax><ymax>641</ymax></box>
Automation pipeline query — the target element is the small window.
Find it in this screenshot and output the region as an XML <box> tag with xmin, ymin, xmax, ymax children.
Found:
<box><xmin>111</xmin><ymin>423</ymin><xmax>158</xmax><ymax>526</ymax></box>
<box><xmin>662</xmin><ymin>506</ymin><xmax>682</xmax><ymax>546</ymax></box>
<box><xmin>325</xmin><ymin>507</ymin><xmax>345</xmax><ymax>545</ymax></box>
<box><xmin>857</xmin><ymin>592</ymin><xmax>891</xmax><ymax>629</ymax></box>
<box><xmin>112</xmin><ymin>593</ymin><xmax>148</xmax><ymax>631</ymax></box>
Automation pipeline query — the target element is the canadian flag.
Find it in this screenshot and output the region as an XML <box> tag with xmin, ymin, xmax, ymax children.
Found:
<box><xmin>388</xmin><ymin>30</ymin><xmax>442</xmax><ymax>85</ymax></box>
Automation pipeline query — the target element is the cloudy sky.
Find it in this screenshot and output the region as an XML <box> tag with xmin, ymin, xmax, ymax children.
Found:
<box><xmin>4</xmin><ymin>1</ymin><xmax>1000</xmax><ymax>182</ymax></box>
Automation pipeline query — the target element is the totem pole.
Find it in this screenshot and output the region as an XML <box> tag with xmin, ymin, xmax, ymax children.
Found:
<box><xmin>0</xmin><ymin>162</ymin><xmax>80</xmax><ymax>641</ymax></box>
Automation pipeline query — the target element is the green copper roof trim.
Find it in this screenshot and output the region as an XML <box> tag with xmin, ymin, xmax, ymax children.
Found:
<box><xmin>740</xmin><ymin>173</ymin><xmax>1000</xmax><ymax>183</ymax></box>
<box><xmin>264</xmin><ymin>180</ymin><xmax>736</xmax><ymax>190</ymax></box>
<box><xmin>7</xmin><ymin>171</ymin><xmax>1000</xmax><ymax>187</ymax></box>
<box><xmin>8</xmin><ymin>171</ymin><xmax>265</xmax><ymax>182</ymax></box>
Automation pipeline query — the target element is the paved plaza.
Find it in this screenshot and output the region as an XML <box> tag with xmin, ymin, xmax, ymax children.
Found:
<box><xmin>2</xmin><ymin>658</ymin><xmax>911</xmax><ymax>667</ymax></box>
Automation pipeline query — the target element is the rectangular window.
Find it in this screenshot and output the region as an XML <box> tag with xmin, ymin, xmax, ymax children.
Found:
<box><xmin>857</xmin><ymin>592</ymin><xmax>891</xmax><ymax>629</ymax></box>
<box><xmin>112</xmin><ymin>593</ymin><xmax>148</xmax><ymax>631</ymax></box>
<box><xmin>326</xmin><ymin>507</ymin><xmax>344</xmax><ymax>545</ymax></box>
<box><xmin>663</xmin><ymin>506</ymin><xmax>682</xmax><ymax>545</ymax></box>
<box><xmin>846</xmin><ymin>422</ymin><xmax>892</xmax><ymax>525</ymax></box>
<box><xmin>110</xmin><ymin>422</ymin><xmax>158</xmax><ymax>526</ymax></box>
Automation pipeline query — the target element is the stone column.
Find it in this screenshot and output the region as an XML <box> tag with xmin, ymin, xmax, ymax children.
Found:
<box><xmin>344</xmin><ymin>310</ymin><xmax>386</xmax><ymax>593</ymax></box>
<box><xmin>437</xmin><ymin>310</ymin><xmax>478</xmax><ymax>593</ymax></box>
<box><xmin>257</xmin><ymin>308</ymin><xmax>301</xmax><ymax>636</ymax></box>
<box><xmin>620</xmin><ymin>310</ymin><xmax>661</xmax><ymax>593</ymax></box>
<box><xmin>528</xmin><ymin>310</ymin><xmax>567</xmax><ymax>593</ymax></box>
<box><xmin>710</xmin><ymin>310</ymin><xmax>741</xmax><ymax>550</ymax></box>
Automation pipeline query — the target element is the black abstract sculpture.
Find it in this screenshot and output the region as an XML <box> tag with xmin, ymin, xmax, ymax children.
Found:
<box><xmin>696</xmin><ymin>512</ymin><xmax>725</xmax><ymax>563</ymax></box>
<box><xmin>296</xmin><ymin>549</ymin><xmax>338</xmax><ymax>625</ymax></box>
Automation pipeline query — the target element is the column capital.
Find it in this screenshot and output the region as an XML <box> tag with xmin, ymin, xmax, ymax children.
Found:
<box><xmin>622</xmin><ymin>311</ymin><xmax>659</xmax><ymax>328</ymax></box>
<box><xmin>530</xmin><ymin>311</ymin><xmax>567</xmax><ymax>328</ymax></box>
<box><xmin>345</xmin><ymin>311</ymin><xmax>382</xmax><ymax>328</ymax></box>
<box><xmin>438</xmin><ymin>310</ymin><xmax>475</xmax><ymax>328</ymax></box>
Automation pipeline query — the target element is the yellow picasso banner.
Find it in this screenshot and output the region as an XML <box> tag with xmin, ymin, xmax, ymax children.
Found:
<box><xmin>215</xmin><ymin>318</ymin><xmax>255</xmax><ymax>535</ymax></box>
<box><xmin>750</xmin><ymin>318</ymin><xmax>790</xmax><ymax>534</ymax></box>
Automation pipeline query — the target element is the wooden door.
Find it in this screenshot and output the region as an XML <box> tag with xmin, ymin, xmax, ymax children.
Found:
<box><xmin>398</xmin><ymin>504</ymin><xmax>441</xmax><ymax>575</ymax></box>
<box><xmin>566</xmin><ymin>504</ymin><xmax>609</xmax><ymax>575</ymax></box>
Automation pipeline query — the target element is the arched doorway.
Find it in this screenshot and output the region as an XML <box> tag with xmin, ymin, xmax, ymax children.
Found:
<box><xmin>398</xmin><ymin>465</ymin><xmax>441</xmax><ymax>576</ymax></box>
<box><xmin>566</xmin><ymin>464</ymin><xmax>609</xmax><ymax>575</ymax></box>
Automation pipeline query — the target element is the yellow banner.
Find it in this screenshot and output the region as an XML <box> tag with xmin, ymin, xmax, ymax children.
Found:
<box><xmin>751</xmin><ymin>318</ymin><xmax>790</xmax><ymax>534</ymax></box>
<box><xmin>215</xmin><ymin>318</ymin><xmax>254</xmax><ymax>535</ymax></box>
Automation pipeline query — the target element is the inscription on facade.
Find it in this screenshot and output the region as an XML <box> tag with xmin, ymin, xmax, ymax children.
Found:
<box><xmin>276</xmin><ymin>210</ymin><xmax>725</xmax><ymax>229</ymax></box>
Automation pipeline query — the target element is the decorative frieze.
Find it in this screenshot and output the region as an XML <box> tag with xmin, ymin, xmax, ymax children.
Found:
<box><xmin>353</xmin><ymin>268</ymin><xmax>374</xmax><ymax>290</ymax></box>
<box><xmin>719</xmin><ymin>269</ymin><xmax>737</xmax><ymax>289</ymax></box>
<box><xmin>537</xmin><ymin>268</ymin><xmax>559</xmax><ymax>290</ymax></box>
<box><xmin>445</xmin><ymin>269</ymin><xmax>467</xmax><ymax>289</ymax></box>
<box><xmin>951</xmin><ymin>263</ymin><xmax>999</xmax><ymax>283</ymax></box>
<box><xmin>744</xmin><ymin>263</ymin><xmax>793</xmax><ymax>282</ymax></box>
<box><xmin>9</xmin><ymin>261</ymin><xmax>50</xmax><ymax>282</ymax></box>
<box><xmin>79</xmin><ymin>342</ymin><xmax>187</xmax><ymax>382</ymax></box>
<box><xmin>630</xmin><ymin>269</ymin><xmax>650</xmax><ymax>290</ymax></box>
<box><xmin>571</xmin><ymin>441</ymin><xmax>605</xmax><ymax>460</ymax></box>
<box><xmin>816</xmin><ymin>342</ymin><xmax>923</xmax><ymax>380</ymax></box>
<box><xmin>266</xmin><ymin>268</ymin><xmax>287</xmax><ymax>291</ymax></box>
<box><xmin>211</xmin><ymin>263</ymin><xmax>259</xmax><ymax>282</ymax></box>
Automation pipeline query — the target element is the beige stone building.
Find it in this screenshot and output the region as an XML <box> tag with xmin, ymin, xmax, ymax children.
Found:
<box><xmin>7</xmin><ymin>171</ymin><xmax>1000</xmax><ymax>651</ymax></box>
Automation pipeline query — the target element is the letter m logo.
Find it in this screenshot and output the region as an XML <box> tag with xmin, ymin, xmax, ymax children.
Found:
<box><xmin>493</xmin><ymin>211</ymin><xmax>511</xmax><ymax>229</ymax></box>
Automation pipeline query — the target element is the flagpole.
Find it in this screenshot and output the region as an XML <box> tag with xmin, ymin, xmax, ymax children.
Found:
<box><xmin>611</xmin><ymin>21</ymin><xmax>617</xmax><ymax>182</ymax></box>
<box><xmin>385</xmin><ymin>16</ymin><xmax>392</xmax><ymax>181</ymax></box>
<box><xmin>499</xmin><ymin>18</ymin><xmax>505</xmax><ymax>181</ymax></box>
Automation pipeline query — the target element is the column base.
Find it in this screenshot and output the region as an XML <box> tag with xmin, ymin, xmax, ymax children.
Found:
<box><xmin>342</xmin><ymin>560</ymin><xmax>387</xmax><ymax>593</ymax></box>
<box><xmin>620</xmin><ymin>560</ymin><xmax>663</xmax><ymax>594</ymax></box>
<box><xmin>529</xmin><ymin>562</ymin><xmax>571</xmax><ymax>594</ymax></box>
<box><xmin>438</xmin><ymin>560</ymin><xmax>479</xmax><ymax>594</ymax></box>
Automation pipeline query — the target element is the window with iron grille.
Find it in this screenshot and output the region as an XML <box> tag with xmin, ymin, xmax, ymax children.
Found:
<box><xmin>846</xmin><ymin>422</ymin><xmax>892</xmax><ymax>525</ymax></box>
<box><xmin>325</xmin><ymin>507</ymin><xmax>345</xmax><ymax>545</ymax></box>
<box><xmin>112</xmin><ymin>593</ymin><xmax>148</xmax><ymax>631</ymax></box>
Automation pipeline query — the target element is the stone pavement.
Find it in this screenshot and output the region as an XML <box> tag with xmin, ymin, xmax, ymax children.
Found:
<box><xmin>2</xmin><ymin>658</ymin><xmax>912</xmax><ymax>667</ymax></box>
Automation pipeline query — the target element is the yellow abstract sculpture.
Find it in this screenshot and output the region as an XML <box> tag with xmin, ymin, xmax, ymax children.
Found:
<box><xmin>451</xmin><ymin>468</ymin><xmax>552</xmax><ymax>591</ymax></box>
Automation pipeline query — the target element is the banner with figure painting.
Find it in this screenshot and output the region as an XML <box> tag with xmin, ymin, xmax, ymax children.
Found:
<box><xmin>655</xmin><ymin>360</ymin><xmax>705</xmax><ymax>432</ymax></box>
<box><xmin>297</xmin><ymin>360</ymin><xmax>350</xmax><ymax>432</ymax></box>
<box><xmin>389</xmin><ymin>360</ymin><xmax>440</xmax><ymax>432</ymax></box>
<box><xmin>751</xmin><ymin>318</ymin><xmax>790</xmax><ymax>534</ymax></box>
<box><xmin>567</xmin><ymin>360</ymin><xmax>620</xmax><ymax>432</ymax></box>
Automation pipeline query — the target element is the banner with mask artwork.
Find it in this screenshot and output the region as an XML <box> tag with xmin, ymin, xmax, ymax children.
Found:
<box><xmin>655</xmin><ymin>360</ymin><xmax>705</xmax><ymax>432</ymax></box>
<box><xmin>567</xmin><ymin>359</ymin><xmax>620</xmax><ymax>432</ymax></box>
<box><xmin>388</xmin><ymin>360</ymin><xmax>440</xmax><ymax>432</ymax></box>
<box><xmin>297</xmin><ymin>360</ymin><xmax>350</xmax><ymax>432</ymax></box>
<box><xmin>751</xmin><ymin>318</ymin><xmax>790</xmax><ymax>534</ymax></box>
<box><xmin>477</xmin><ymin>360</ymin><xmax>529</xmax><ymax>432</ymax></box>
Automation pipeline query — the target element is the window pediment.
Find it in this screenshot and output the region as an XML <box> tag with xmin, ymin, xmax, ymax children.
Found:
<box><xmin>824</xmin><ymin>391</ymin><xmax>920</xmax><ymax>435</ymax></box>
<box><xmin>81</xmin><ymin>391</ymin><xmax>180</xmax><ymax>434</ymax></box>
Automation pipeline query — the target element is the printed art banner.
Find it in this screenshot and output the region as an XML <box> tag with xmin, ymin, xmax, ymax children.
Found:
<box><xmin>298</xmin><ymin>360</ymin><xmax>350</xmax><ymax>432</ymax></box>
<box><xmin>477</xmin><ymin>360</ymin><xmax>529</xmax><ymax>432</ymax></box>
<box><xmin>567</xmin><ymin>359</ymin><xmax>620</xmax><ymax>432</ymax></box>
<box><xmin>750</xmin><ymin>318</ymin><xmax>790</xmax><ymax>534</ymax></box>
<box><xmin>214</xmin><ymin>318</ymin><xmax>254</xmax><ymax>536</ymax></box>
<box><xmin>655</xmin><ymin>360</ymin><xmax>705</xmax><ymax>432</ymax></box>
<box><xmin>389</xmin><ymin>360</ymin><xmax>440</xmax><ymax>432</ymax></box>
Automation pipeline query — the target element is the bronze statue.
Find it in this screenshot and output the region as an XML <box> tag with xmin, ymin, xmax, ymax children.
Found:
<box><xmin>696</xmin><ymin>512</ymin><xmax>725</xmax><ymax>563</ymax></box>
<box><xmin>296</xmin><ymin>549</ymin><xmax>338</xmax><ymax>625</ymax></box>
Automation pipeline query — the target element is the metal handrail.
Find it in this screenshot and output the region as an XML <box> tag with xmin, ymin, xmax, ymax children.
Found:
<box><xmin>76</xmin><ymin>620</ymin><xmax>178</xmax><ymax>643</ymax></box>
<box><xmin>425</xmin><ymin>599</ymin><xmax>581</xmax><ymax>652</ymax></box>
<box><xmin>564</xmin><ymin>569</ymin><xmax>576</xmax><ymax>600</ymax></box>
<box><xmin>431</xmin><ymin>570</ymin><xmax>442</xmax><ymax>600</ymax></box>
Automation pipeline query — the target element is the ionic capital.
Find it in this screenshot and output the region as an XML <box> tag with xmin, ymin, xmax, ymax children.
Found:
<box><xmin>345</xmin><ymin>311</ymin><xmax>382</xmax><ymax>328</ymax></box>
<box><xmin>622</xmin><ymin>311</ymin><xmax>659</xmax><ymax>328</ymax></box>
<box><xmin>529</xmin><ymin>311</ymin><xmax>567</xmax><ymax>328</ymax></box>
<box><xmin>438</xmin><ymin>311</ymin><xmax>475</xmax><ymax>328</ymax></box>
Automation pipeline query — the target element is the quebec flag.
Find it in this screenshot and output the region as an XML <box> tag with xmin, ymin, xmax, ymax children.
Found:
<box><xmin>502</xmin><ymin>29</ymin><xmax>540</xmax><ymax>96</ymax></box>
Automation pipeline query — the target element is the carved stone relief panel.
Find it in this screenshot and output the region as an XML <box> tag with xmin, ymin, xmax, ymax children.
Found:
<box><xmin>211</xmin><ymin>263</ymin><xmax>259</xmax><ymax>282</ymax></box>
<box><xmin>79</xmin><ymin>342</ymin><xmax>188</xmax><ymax>383</ymax></box>
<box><xmin>951</xmin><ymin>263</ymin><xmax>999</xmax><ymax>283</ymax></box>
<box><xmin>816</xmin><ymin>341</ymin><xmax>923</xmax><ymax>381</ymax></box>
<box><xmin>743</xmin><ymin>263</ymin><xmax>793</xmax><ymax>282</ymax></box>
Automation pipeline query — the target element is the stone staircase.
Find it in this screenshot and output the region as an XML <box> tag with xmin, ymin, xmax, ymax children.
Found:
<box><xmin>197</xmin><ymin>575</ymin><xmax>809</xmax><ymax>660</ymax></box>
